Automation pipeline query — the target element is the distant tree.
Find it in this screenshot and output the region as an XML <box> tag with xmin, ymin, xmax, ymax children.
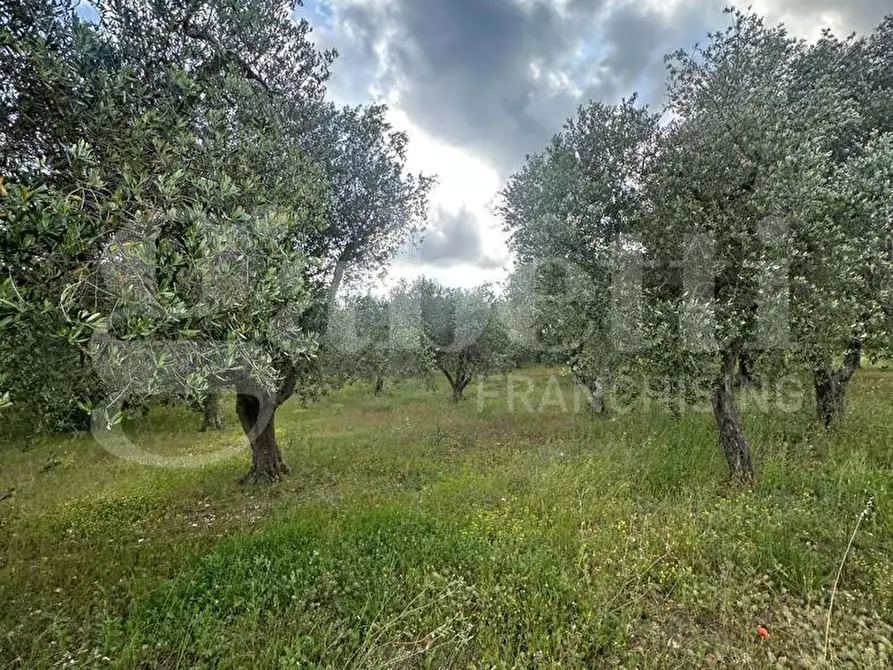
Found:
<box><xmin>412</xmin><ymin>279</ymin><xmax>511</xmax><ymax>402</ymax></box>
<box><xmin>499</xmin><ymin>98</ymin><xmax>660</xmax><ymax>413</ymax></box>
<box><xmin>324</xmin><ymin>291</ymin><xmax>432</xmax><ymax>395</ymax></box>
<box><xmin>199</xmin><ymin>392</ymin><xmax>224</xmax><ymax>432</ymax></box>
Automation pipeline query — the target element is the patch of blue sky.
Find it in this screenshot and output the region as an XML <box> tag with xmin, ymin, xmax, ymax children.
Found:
<box><xmin>294</xmin><ymin>0</ymin><xmax>333</xmax><ymax>30</ymax></box>
<box><xmin>76</xmin><ymin>1</ymin><xmax>100</xmax><ymax>23</ymax></box>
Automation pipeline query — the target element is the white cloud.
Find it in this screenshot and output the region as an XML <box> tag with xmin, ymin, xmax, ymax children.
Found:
<box><xmin>384</xmin><ymin>108</ymin><xmax>511</xmax><ymax>286</ymax></box>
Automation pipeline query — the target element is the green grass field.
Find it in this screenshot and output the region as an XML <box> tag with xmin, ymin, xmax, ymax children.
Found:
<box><xmin>1</xmin><ymin>366</ymin><xmax>891</xmax><ymax>669</ymax></box>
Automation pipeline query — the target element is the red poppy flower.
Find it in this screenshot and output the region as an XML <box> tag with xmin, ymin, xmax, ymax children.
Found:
<box><xmin>757</xmin><ymin>626</ymin><xmax>769</xmax><ymax>639</ymax></box>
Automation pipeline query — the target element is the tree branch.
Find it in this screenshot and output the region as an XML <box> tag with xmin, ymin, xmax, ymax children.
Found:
<box><xmin>183</xmin><ymin>22</ymin><xmax>279</xmax><ymax>96</ymax></box>
<box><xmin>437</xmin><ymin>363</ymin><xmax>456</xmax><ymax>389</ymax></box>
<box><xmin>275</xmin><ymin>362</ymin><xmax>298</xmax><ymax>407</ymax></box>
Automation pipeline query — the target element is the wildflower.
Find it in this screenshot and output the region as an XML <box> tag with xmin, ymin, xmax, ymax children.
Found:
<box><xmin>757</xmin><ymin>626</ymin><xmax>769</xmax><ymax>639</ymax></box>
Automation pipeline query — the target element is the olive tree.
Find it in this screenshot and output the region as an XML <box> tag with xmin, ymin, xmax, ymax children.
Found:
<box><xmin>2</xmin><ymin>0</ymin><xmax>333</xmax><ymax>482</ymax></box>
<box><xmin>410</xmin><ymin>279</ymin><xmax>511</xmax><ymax>402</ymax></box>
<box><xmin>499</xmin><ymin>98</ymin><xmax>660</xmax><ymax>413</ymax></box>
<box><xmin>324</xmin><ymin>291</ymin><xmax>433</xmax><ymax>395</ymax></box>
<box><xmin>1</xmin><ymin>1</ymin><xmax>431</xmax><ymax>483</ymax></box>
<box><xmin>499</xmin><ymin>10</ymin><xmax>893</xmax><ymax>482</ymax></box>
<box><xmin>303</xmin><ymin>104</ymin><xmax>434</xmax><ymax>302</ymax></box>
<box><xmin>787</xmin><ymin>18</ymin><xmax>893</xmax><ymax>423</ymax></box>
<box><xmin>642</xmin><ymin>10</ymin><xmax>893</xmax><ymax>478</ymax></box>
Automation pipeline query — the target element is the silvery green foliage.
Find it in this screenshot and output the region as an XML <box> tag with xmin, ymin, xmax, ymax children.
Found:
<box><xmin>644</xmin><ymin>12</ymin><xmax>805</xmax><ymax>391</ymax></box>
<box><xmin>1</xmin><ymin>1</ymin><xmax>332</xmax><ymax>428</ymax></box>
<box><xmin>499</xmin><ymin>8</ymin><xmax>893</xmax><ymax>477</ymax></box>
<box><xmin>409</xmin><ymin>279</ymin><xmax>512</xmax><ymax>400</ymax></box>
<box><xmin>499</xmin><ymin>98</ymin><xmax>660</xmax><ymax>396</ymax></box>
<box><xmin>301</xmin><ymin>105</ymin><xmax>435</xmax><ymax>292</ymax></box>
<box><xmin>802</xmin><ymin>16</ymin><xmax>893</xmax><ymax>362</ymax></box>
<box><xmin>650</xmin><ymin>9</ymin><xmax>893</xmax><ymax>388</ymax></box>
<box><xmin>322</xmin><ymin>288</ymin><xmax>433</xmax><ymax>393</ymax></box>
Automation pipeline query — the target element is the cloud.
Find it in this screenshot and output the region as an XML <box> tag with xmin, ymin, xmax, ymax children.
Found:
<box><xmin>307</xmin><ymin>0</ymin><xmax>891</xmax><ymax>289</ymax></box>
<box><xmin>403</xmin><ymin>206</ymin><xmax>507</xmax><ymax>270</ymax></box>
<box><xmin>314</xmin><ymin>0</ymin><xmax>890</xmax><ymax>178</ymax></box>
<box><xmin>312</xmin><ymin>0</ymin><xmax>736</xmax><ymax>178</ymax></box>
<box><xmin>314</xmin><ymin>0</ymin><xmax>601</xmax><ymax>177</ymax></box>
<box><xmin>749</xmin><ymin>0</ymin><xmax>891</xmax><ymax>34</ymax></box>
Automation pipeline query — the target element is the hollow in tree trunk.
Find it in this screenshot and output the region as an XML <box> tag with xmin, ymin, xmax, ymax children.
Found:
<box><xmin>236</xmin><ymin>391</ymin><xmax>289</xmax><ymax>484</ymax></box>
<box><xmin>711</xmin><ymin>350</ymin><xmax>755</xmax><ymax>484</ymax></box>
<box><xmin>813</xmin><ymin>340</ymin><xmax>861</xmax><ymax>428</ymax></box>
<box><xmin>199</xmin><ymin>392</ymin><xmax>223</xmax><ymax>431</ymax></box>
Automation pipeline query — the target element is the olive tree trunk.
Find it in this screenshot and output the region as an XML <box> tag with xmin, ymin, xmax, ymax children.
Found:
<box><xmin>735</xmin><ymin>350</ymin><xmax>760</xmax><ymax>388</ymax></box>
<box><xmin>440</xmin><ymin>366</ymin><xmax>472</xmax><ymax>402</ymax></box>
<box><xmin>236</xmin><ymin>391</ymin><xmax>289</xmax><ymax>484</ymax></box>
<box><xmin>814</xmin><ymin>340</ymin><xmax>861</xmax><ymax>428</ymax></box>
<box><xmin>711</xmin><ymin>350</ymin><xmax>755</xmax><ymax>483</ymax></box>
<box><xmin>199</xmin><ymin>392</ymin><xmax>224</xmax><ymax>431</ymax></box>
<box><xmin>572</xmin><ymin>365</ymin><xmax>606</xmax><ymax>413</ymax></box>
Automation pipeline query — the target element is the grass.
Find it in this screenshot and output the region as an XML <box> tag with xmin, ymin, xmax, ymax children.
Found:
<box><xmin>1</xmin><ymin>365</ymin><xmax>891</xmax><ymax>668</ymax></box>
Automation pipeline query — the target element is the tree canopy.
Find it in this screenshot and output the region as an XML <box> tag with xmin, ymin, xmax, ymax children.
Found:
<box><xmin>0</xmin><ymin>0</ymin><xmax>432</xmax><ymax>481</ymax></box>
<box><xmin>500</xmin><ymin>9</ymin><xmax>893</xmax><ymax>482</ymax></box>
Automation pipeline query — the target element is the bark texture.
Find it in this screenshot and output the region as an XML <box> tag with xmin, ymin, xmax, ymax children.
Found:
<box><xmin>236</xmin><ymin>391</ymin><xmax>290</xmax><ymax>484</ymax></box>
<box><xmin>572</xmin><ymin>365</ymin><xmax>606</xmax><ymax>413</ymax></box>
<box><xmin>814</xmin><ymin>340</ymin><xmax>861</xmax><ymax>428</ymax></box>
<box><xmin>199</xmin><ymin>392</ymin><xmax>224</xmax><ymax>431</ymax></box>
<box><xmin>712</xmin><ymin>350</ymin><xmax>755</xmax><ymax>483</ymax></box>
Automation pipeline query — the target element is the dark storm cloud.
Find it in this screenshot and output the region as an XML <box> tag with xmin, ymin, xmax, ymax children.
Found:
<box><xmin>318</xmin><ymin>0</ymin><xmax>605</xmax><ymax>177</ymax></box>
<box><xmin>309</xmin><ymin>0</ymin><xmax>891</xmax><ymax>274</ymax></box>
<box><xmin>587</xmin><ymin>1</ymin><xmax>728</xmax><ymax>106</ymax></box>
<box><xmin>384</xmin><ymin>0</ymin><xmax>579</xmax><ymax>172</ymax></box>
<box><xmin>405</xmin><ymin>207</ymin><xmax>505</xmax><ymax>269</ymax></box>
<box><xmin>316</xmin><ymin>0</ymin><xmax>737</xmax><ymax>178</ymax></box>
<box><xmin>316</xmin><ymin>0</ymin><xmax>891</xmax><ymax>179</ymax></box>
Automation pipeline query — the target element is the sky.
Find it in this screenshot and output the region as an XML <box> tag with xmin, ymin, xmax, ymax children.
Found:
<box><xmin>299</xmin><ymin>0</ymin><xmax>892</xmax><ymax>292</ymax></box>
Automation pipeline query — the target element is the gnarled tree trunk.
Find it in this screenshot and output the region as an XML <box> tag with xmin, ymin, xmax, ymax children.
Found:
<box><xmin>712</xmin><ymin>350</ymin><xmax>754</xmax><ymax>483</ymax></box>
<box><xmin>373</xmin><ymin>375</ymin><xmax>386</xmax><ymax>396</ymax></box>
<box><xmin>199</xmin><ymin>392</ymin><xmax>223</xmax><ymax>431</ymax></box>
<box><xmin>440</xmin><ymin>366</ymin><xmax>472</xmax><ymax>402</ymax></box>
<box><xmin>814</xmin><ymin>340</ymin><xmax>861</xmax><ymax>428</ymax></box>
<box><xmin>236</xmin><ymin>391</ymin><xmax>289</xmax><ymax>484</ymax></box>
<box><xmin>572</xmin><ymin>365</ymin><xmax>606</xmax><ymax>414</ymax></box>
